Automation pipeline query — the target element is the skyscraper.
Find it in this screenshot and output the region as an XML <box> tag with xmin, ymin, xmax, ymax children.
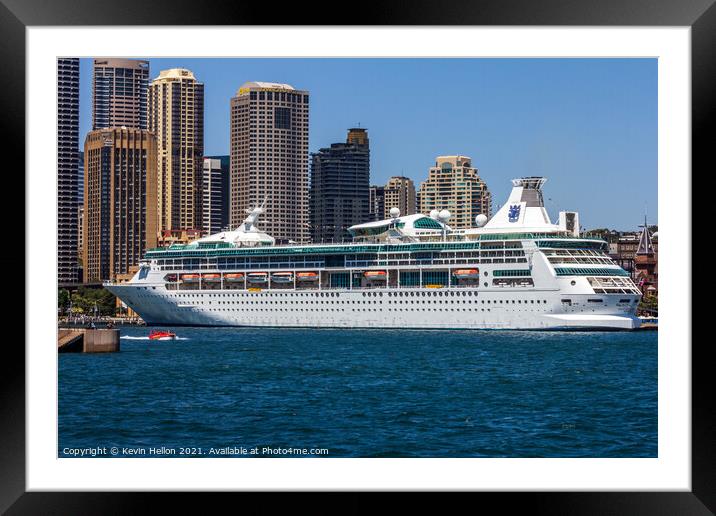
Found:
<box><xmin>230</xmin><ymin>82</ymin><xmax>309</xmax><ymax>243</ymax></box>
<box><xmin>58</xmin><ymin>58</ymin><xmax>80</xmax><ymax>285</ymax></box>
<box><xmin>92</xmin><ymin>58</ymin><xmax>149</xmax><ymax>130</ymax></box>
<box><xmin>419</xmin><ymin>155</ymin><xmax>491</xmax><ymax>229</ymax></box>
<box><xmin>383</xmin><ymin>176</ymin><xmax>417</xmax><ymax>219</ymax></box>
<box><xmin>309</xmin><ymin>128</ymin><xmax>370</xmax><ymax>243</ymax></box>
<box><xmin>205</xmin><ymin>155</ymin><xmax>230</xmax><ymax>231</ymax></box>
<box><xmin>83</xmin><ymin>128</ymin><xmax>157</xmax><ymax>282</ymax></box>
<box><xmin>202</xmin><ymin>157</ymin><xmax>228</xmax><ymax>235</ymax></box>
<box><xmin>148</xmin><ymin>68</ymin><xmax>205</xmax><ymax>233</ymax></box>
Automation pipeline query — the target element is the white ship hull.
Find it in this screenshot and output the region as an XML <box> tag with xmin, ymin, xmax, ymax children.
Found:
<box><xmin>107</xmin><ymin>283</ymin><xmax>640</xmax><ymax>330</ymax></box>
<box><xmin>105</xmin><ymin>177</ymin><xmax>644</xmax><ymax>331</ymax></box>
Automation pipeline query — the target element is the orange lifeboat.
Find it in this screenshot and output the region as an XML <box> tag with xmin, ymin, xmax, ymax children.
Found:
<box><xmin>224</xmin><ymin>273</ymin><xmax>245</xmax><ymax>282</ymax></box>
<box><xmin>296</xmin><ymin>271</ymin><xmax>319</xmax><ymax>282</ymax></box>
<box><xmin>202</xmin><ymin>273</ymin><xmax>221</xmax><ymax>282</ymax></box>
<box><xmin>180</xmin><ymin>274</ymin><xmax>200</xmax><ymax>283</ymax></box>
<box><xmin>453</xmin><ymin>268</ymin><xmax>480</xmax><ymax>279</ymax></box>
<box><xmin>364</xmin><ymin>270</ymin><xmax>387</xmax><ymax>279</ymax></box>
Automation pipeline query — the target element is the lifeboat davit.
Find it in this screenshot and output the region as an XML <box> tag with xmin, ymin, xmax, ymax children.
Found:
<box><xmin>296</xmin><ymin>271</ymin><xmax>319</xmax><ymax>282</ymax></box>
<box><xmin>165</xmin><ymin>274</ymin><xmax>178</xmax><ymax>282</ymax></box>
<box><xmin>180</xmin><ymin>274</ymin><xmax>200</xmax><ymax>283</ymax></box>
<box><xmin>453</xmin><ymin>268</ymin><xmax>480</xmax><ymax>279</ymax></box>
<box><xmin>247</xmin><ymin>272</ymin><xmax>269</xmax><ymax>284</ymax></box>
<box><xmin>202</xmin><ymin>273</ymin><xmax>221</xmax><ymax>282</ymax></box>
<box><xmin>224</xmin><ymin>273</ymin><xmax>245</xmax><ymax>282</ymax></box>
<box><xmin>271</xmin><ymin>272</ymin><xmax>294</xmax><ymax>283</ymax></box>
<box><xmin>364</xmin><ymin>270</ymin><xmax>387</xmax><ymax>279</ymax></box>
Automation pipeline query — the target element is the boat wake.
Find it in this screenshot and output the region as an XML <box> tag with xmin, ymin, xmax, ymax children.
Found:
<box><xmin>120</xmin><ymin>336</ymin><xmax>189</xmax><ymax>341</ymax></box>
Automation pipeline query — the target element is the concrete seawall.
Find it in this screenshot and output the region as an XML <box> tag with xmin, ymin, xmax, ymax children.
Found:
<box><xmin>58</xmin><ymin>328</ymin><xmax>120</xmax><ymax>353</ymax></box>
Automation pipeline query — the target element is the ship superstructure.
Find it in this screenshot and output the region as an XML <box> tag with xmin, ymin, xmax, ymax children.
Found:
<box><xmin>106</xmin><ymin>178</ymin><xmax>641</xmax><ymax>329</ymax></box>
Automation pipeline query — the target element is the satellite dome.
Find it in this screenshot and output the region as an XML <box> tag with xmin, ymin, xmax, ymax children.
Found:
<box><xmin>429</xmin><ymin>209</ymin><xmax>439</xmax><ymax>219</ymax></box>
<box><xmin>389</xmin><ymin>207</ymin><xmax>400</xmax><ymax>218</ymax></box>
<box><xmin>438</xmin><ymin>209</ymin><xmax>451</xmax><ymax>222</ymax></box>
<box><xmin>475</xmin><ymin>214</ymin><xmax>488</xmax><ymax>227</ymax></box>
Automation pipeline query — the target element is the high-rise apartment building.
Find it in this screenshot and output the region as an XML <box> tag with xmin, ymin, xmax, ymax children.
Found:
<box><xmin>148</xmin><ymin>68</ymin><xmax>205</xmax><ymax>233</ymax></box>
<box><xmin>309</xmin><ymin>128</ymin><xmax>370</xmax><ymax>243</ymax></box>
<box><xmin>202</xmin><ymin>157</ymin><xmax>228</xmax><ymax>235</ymax></box>
<box><xmin>92</xmin><ymin>58</ymin><xmax>149</xmax><ymax>130</ymax></box>
<box><xmin>383</xmin><ymin>176</ymin><xmax>417</xmax><ymax>219</ymax></box>
<box><xmin>83</xmin><ymin>128</ymin><xmax>157</xmax><ymax>282</ymax></box>
<box><xmin>58</xmin><ymin>58</ymin><xmax>80</xmax><ymax>285</ymax></box>
<box><xmin>369</xmin><ymin>185</ymin><xmax>385</xmax><ymax>221</ymax></box>
<box><xmin>419</xmin><ymin>155</ymin><xmax>491</xmax><ymax>229</ymax></box>
<box><xmin>230</xmin><ymin>82</ymin><xmax>309</xmax><ymax>243</ymax></box>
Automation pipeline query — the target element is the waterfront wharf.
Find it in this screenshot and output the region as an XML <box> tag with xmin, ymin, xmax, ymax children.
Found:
<box><xmin>58</xmin><ymin>328</ymin><xmax>120</xmax><ymax>353</ymax></box>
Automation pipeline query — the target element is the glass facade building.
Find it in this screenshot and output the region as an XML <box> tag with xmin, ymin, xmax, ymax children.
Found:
<box><xmin>202</xmin><ymin>157</ymin><xmax>229</xmax><ymax>235</ymax></box>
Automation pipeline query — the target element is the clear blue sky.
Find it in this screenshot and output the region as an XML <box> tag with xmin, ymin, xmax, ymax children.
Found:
<box><xmin>78</xmin><ymin>58</ymin><xmax>657</xmax><ymax>231</ymax></box>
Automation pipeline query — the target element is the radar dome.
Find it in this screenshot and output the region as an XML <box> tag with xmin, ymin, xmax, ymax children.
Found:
<box><xmin>430</xmin><ymin>209</ymin><xmax>439</xmax><ymax>219</ymax></box>
<box><xmin>389</xmin><ymin>207</ymin><xmax>400</xmax><ymax>218</ymax></box>
<box><xmin>438</xmin><ymin>209</ymin><xmax>451</xmax><ymax>222</ymax></box>
<box><xmin>475</xmin><ymin>214</ymin><xmax>488</xmax><ymax>227</ymax></box>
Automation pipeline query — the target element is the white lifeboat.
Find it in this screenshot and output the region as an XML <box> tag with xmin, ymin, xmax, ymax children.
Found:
<box><xmin>246</xmin><ymin>272</ymin><xmax>268</xmax><ymax>284</ymax></box>
<box><xmin>271</xmin><ymin>272</ymin><xmax>294</xmax><ymax>283</ymax></box>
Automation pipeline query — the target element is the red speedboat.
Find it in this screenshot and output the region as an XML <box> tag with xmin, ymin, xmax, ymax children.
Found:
<box><xmin>149</xmin><ymin>330</ymin><xmax>176</xmax><ymax>341</ymax></box>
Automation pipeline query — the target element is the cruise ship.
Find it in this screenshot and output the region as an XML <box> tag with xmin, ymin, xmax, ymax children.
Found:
<box><xmin>106</xmin><ymin>178</ymin><xmax>641</xmax><ymax>330</ymax></box>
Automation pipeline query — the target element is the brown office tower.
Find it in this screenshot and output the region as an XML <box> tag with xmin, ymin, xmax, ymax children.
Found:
<box><xmin>148</xmin><ymin>68</ymin><xmax>205</xmax><ymax>233</ymax></box>
<box><xmin>83</xmin><ymin>128</ymin><xmax>157</xmax><ymax>282</ymax></box>
<box><xmin>230</xmin><ymin>82</ymin><xmax>309</xmax><ymax>243</ymax></box>
<box><xmin>92</xmin><ymin>58</ymin><xmax>149</xmax><ymax>130</ymax></box>
<box><xmin>419</xmin><ymin>155</ymin><xmax>492</xmax><ymax>229</ymax></box>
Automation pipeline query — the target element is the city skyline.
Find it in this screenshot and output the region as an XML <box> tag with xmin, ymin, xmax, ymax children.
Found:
<box><xmin>78</xmin><ymin>57</ymin><xmax>657</xmax><ymax>230</ymax></box>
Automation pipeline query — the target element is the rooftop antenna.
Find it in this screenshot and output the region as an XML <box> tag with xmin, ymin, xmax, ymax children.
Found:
<box><xmin>546</xmin><ymin>197</ymin><xmax>558</xmax><ymax>222</ymax></box>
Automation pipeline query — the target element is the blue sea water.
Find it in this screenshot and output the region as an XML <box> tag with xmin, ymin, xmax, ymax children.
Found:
<box><xmin>58</xmin><ymin>327</ymin><xmax>657</xmax><ymax>458</ymax></box>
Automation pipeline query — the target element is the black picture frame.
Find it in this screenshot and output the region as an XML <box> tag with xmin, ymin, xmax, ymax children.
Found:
<box><xmin>3</xmin><ymin>0</ymin><xmax>707</xmax><ymax>512</ymax></box>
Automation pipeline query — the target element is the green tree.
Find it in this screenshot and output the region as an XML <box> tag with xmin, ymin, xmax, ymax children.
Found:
<box><xmin>69</xmin><ymin>286</ymin><xmax>117</xmax><ymax>316</ymax></box>
<box><xmin>58</xmin><ymin>289</ymin><xmax>70</xmax><ymax>312</ymax></box>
